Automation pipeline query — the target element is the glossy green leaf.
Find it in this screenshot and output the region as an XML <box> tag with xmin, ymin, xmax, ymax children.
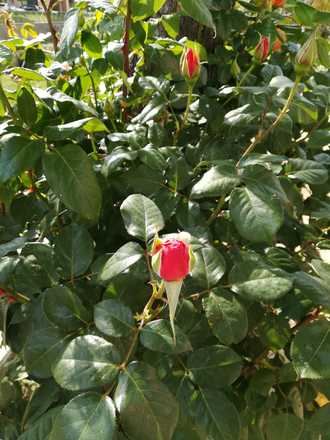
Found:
<box><xmin>187</xmin><ymin>345</ymin><xmax>242</xmax><ymax>388</ymax></box>
<box><xmin>17</xmin><ymin>87</ymin><xmax>37</xmax><ymax>126</ymax></box>
<box><xmin>189</xmin><ymin>388</ymin><xmax>241</xmax><ymax>440</ymax></box>
<box><xmin>43</xmin><ymin>144</ymin><xmax>102</xmax><ymax>222</ymax></box>
<box><xmin>230</xmin><ymin>186</ymin><xmax>284</xmax><ymax>243</ymax></box>
<box><xmin>293</xmin><ymin>271</ymin><xmax>330</xmax><ymax>308</ymax></box>
<box><xmin>114</xmin><ymin>361</ymin><xmax>179</xmax><ymax>440</ymax></box>
<box><xmin>59</xmin><ymin>8</ymin><xmax>80</xmax><ymax>53</ymax></box>
<box><xmin>192</xmin><ymin>245</ymin><xmax>226</xmax><ymax>289</ymax></box>
<box><xmin>234</xmin><ymin>268</ymin><xmax>293</xmax><ymax>303</ymax></box>
<box><xmin>0</xmin><ymin>134</ymin><xmax>43</xmax><ymax>182</ymax></box>
<box><xmin>140</xmin><ymin>319</ymin><xmax>192</xmax><ymax>354</ymax></box>
<box><xmin>190</xmin><ymin>161</ymin><xmax>240</xmax><ymax>199</ymax></box>
<box><xmin>94</xmin><ymin>299</ymin><xmax>135</xmax><ymax>337</ymax></box>
<box><xmin>99</xmin><ymin>242</ymin><xmax>144</xmax><ymax>282</ymax></box>
<box><xmin>178</xmin><ymin>0</ymin><xmax>215</xmax><ymax>30</ymax></box>
<box><xmin>24</xmin><ymin>325</ymin><xmax>72</xmax><ymax>379</ymax></box>
<box><xmin>287</xmin><ymin>159</ymin><xmax>328</xmax><ymax>185</ymax></box>
<box><xmin>45</xmin><ymin>118</ymin><xmax>108</xmax><ymax>141</ymax></box>
<box><xmin>81</xmin><ymin>31</ymin><xmax>102</xmax><ymax>58</ymax></box>
<box><xmin>120</xmin><ymin>194</ymin><xmax>164</xmax><ymax>242</ymax></box>
<box><xmin>54</xmin><ymin>224</ymin><xmax>94</xmax><ymax>279</ymax></box>
<box><xmin>43</xmin><ymin>286</ymin><xmax>90</xmax><ymax>332</ymax></box>
<box><xmin>18</xmin><ymin>406</ymin><xmax>63</xmax><ymax>440</ymax></box>
<box><xmin>203</xmin><ymin>289</ymin><xmax>248</xmax><ymax>345</ymax></box>
<box><xmin>49</xmin><ymin>392</ymin><xmax>116</xmax><ymax>440</ymax></box>
<box><xmin>131</xmin><ymin>0</ymin><xmax>167</xmax><ymax>21</ymax></box>
<box><xmin>52</xmin><ymin>335</ymin><xmax>120</xmax><ymax>390</ymax></box>
<box><xmin>291</xmin><ymin>320</ymin><xmax>330</xmax><ymax>379</ymax></box>
<box><xmin>265</xmin><ymin>413</ymin><xmax>304</xmax><ymax>440</ymax></box>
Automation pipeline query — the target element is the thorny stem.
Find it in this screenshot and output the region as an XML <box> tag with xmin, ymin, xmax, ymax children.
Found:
<box><xmin>119</xmin><ymin>282</ymin><xmax>165</xmax><ymax>370</ymax></box>
<box><xmin>222</xmin><ymin>63</ymin><xmax>256</xmax><ymax>108</ymax></box>
<box><xmin>237</xmin><ymin>77</ymin><xmax>301</xmax><ymax>167</ymax></box>
<box><xmin>122</xmin><ymin>0</ymin><xmax>131</xmax><ymax>101</ymax></box>
<box><xmin>181</xmin><ymin>84</ymin><xmax>193</xmax><ymax>131</ymax></box>
<box><xmin>206</xmin><ymin>195</ymin><xmax>226</xmax><ymax>226</ymax></box>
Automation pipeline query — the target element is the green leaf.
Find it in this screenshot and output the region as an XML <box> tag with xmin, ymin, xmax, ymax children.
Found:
<box><xmin>291</xmin><ymin>320</ymin><xmax>330</xmax><ymax>379</ymax></box>
<box><xmin>81</xmin><ymin>31</ymin><xmax>102</xmax><ymax>58</ymax></box>
<box><xmin>99</xmin><ymin>242</ymin><xmax>144</xmax><ymax>283</ymax></box>
<box><xmin>192</xmin><ymin>245</ymin><xmax>226</xmax><ymax>289</ymax></box>
<box><xmin>178</xmin><ymin>0</ymin><xmax>215</xmax><ymax>30</ymax></box>
<box><xmin>17</xmin><ymin>87</ymin><xmax>37</xmax><ymax>126</ymax></box>
<box><xmin>43</xmin><ymin>286</ymin><xmax>90</xmax><ymax>332</ymax></box>
<box><xmin>189</xmin><ymin>388</ymin><xmax>241</xmax><ymax>440</ymax></box>
<box><xmin>54</xmin><ymin>224</ymin><xmax>94</xmax><ymax>279</ymax></box>
<box><xmin>234</xmin><ymin>268</ymin><xmax>293</xmax><ymax>303</ymax></box>
<box><xmin>190</xmin><ymin>161</ymin><xmax>240</xmax><ymax>199</ymax></box>
<box><xmin>131</xmin><ymin>0</ymin><xmax>167</xmax><ymax>21</ymax></box>
<box><xmin>230</xmin><ymin>186</ymin><xmax>284</xmax><ymax>243</ymax></box>
<box><xmin>52</xmin><ymin>335</ymin><xmax>120</xmax><ymax>391</ymax></box>
<box><xmin>294</xmin><ymin>1</ymin><xmax>330</xmax><ymax>26</ymax></box>
<box><xmin>59</xmin><ymin>8</ymin><xmax>80</xmax><ymax>54</ymax></box>
<box><xmin>293</xmin><ymin>271</ymin><xmax>330</xmax><ymax>308</ymax></box>
<box><xmin>24</xmin><ymin>326</ymin><xmax>72</xmax><ymax>379</ymax></box>
<box><xmin>49</xmin><ymin>392</ymin><xmax>116</xmax><ymax>440</ymax></box>
<box><xmin>307</xmin><ymin>405</ymin><xmax>330</xmax><ymax>434</ymax></box>
<box><xmin>140</xmin><ymin>319</ymin><xmax>192</xmax><ymax>354</ymax></box>
<box><xmin>0</xmin><ymin>134</ymin><xmax>43</xmax><ymax>182</ymax></box>
<box><xmin>18</xmin><ymin>406</ymin><xmax>63</xmax><ymax>440</ymax></box>
<box><xmin>94</xmin><ymin>299</ymin><xmax>135</xmax><ymax>337</ymax></box>
<box><xmin>187</xmin><ymin>345</ymin><xmax>241</xmax><ymax>388</ymax></box>
<box><xmin>120</xmin><ymin>194</ymin><xmax>164</xmax><ymax>242</ymax></box>
<box><xmin>265</xmin><ymin>414</ymin><xmax>304</xmax><ymax>440</ymax></box>
<box><xmin>114</xmin><ymin>361</ymin><xmax>179</xmax><ymax>440</ymax></box>
<box><xmin>43</xmin><ymin>144</ymin><xmax>102</xmax><ymax>222</ymax></box>
<box><xmin>203</xmin><ymin>289</ymin><xmax>248</xmax><ymax>345</ymax></box>
<box><xmin>45</xmin><ymin>118</ymin><xmax>109</xmax><ymax>141</ymax></box>
<box><xmin>286</xmin><ymin>159</ymin><xmax>328</xmax><ymax>185</ymax></box>
<box><xmin>10</xmin><ymin>67</ymin><xmax>46</xmax><ymax>82</ymax></box>
<box><xmin>311</xmin><ymin>259</ymin><xmax>330</xmax><ymax>284</ymax></box>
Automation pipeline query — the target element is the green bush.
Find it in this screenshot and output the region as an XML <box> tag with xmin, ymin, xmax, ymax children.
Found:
<box><xmin>0</xmin><ymin>0</ymin><xmax>330</xmax><ymax>439</ymax></box>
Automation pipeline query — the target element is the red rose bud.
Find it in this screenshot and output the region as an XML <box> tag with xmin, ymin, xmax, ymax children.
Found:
<box><xmin>0</xmin><ymin>288</ymin><xmax>6</xmax><ymax>297</ymax></box>
<box><xmin>295</xmin><ymin>35</ymin><xmax>318</xmax><ymax>76</ymax></box>
<box><xmin>254</xmin><ymin>36</ymin><xmax>270</xmax><ymax>63</ymax></box>
<box><xmin>180</xmin><ymin>47</ymin><xmax>200</xmax><ymax>82</ymax></box>
<box><xmin>272</xmin><ymin>0</ymin><xmax>285</xmax><ymax>7</ymax></box>
<box><xmin>7</xmin><ymin>295</ymin><xmax>16</xmax><ymax>304</ymax></box>
<box><xmin>154</xmin><ymin>239</ymin><xmax>190</xmax><ymax>282</ymax></box>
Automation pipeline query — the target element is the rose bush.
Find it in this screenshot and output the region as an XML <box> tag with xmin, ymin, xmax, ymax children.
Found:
<box><xmin>0</xmin><ymin>0</ymin><xmax>330</xmax><ymax>439</ymax></box>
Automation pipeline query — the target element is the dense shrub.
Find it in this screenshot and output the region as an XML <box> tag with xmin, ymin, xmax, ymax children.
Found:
<box><xmin>0</xmin><ymin>0</ymin><xmax>330</xmax><ymax>438</ymax></box>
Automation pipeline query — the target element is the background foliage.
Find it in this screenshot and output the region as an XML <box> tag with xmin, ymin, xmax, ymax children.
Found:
<box><xmin>0</xmin><ymin>0</ymin><xmax>330</xmax><ymax>439</ymax></box>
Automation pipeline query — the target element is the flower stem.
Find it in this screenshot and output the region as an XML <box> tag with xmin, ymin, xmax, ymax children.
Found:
<box><xmin>119</xmin><ymin>282</ymin><xmax>165</xmax><ymax>370</ymax></box>
<box><xmin>237</xmin><ymin>77</ymin><xmax>301</xmax><ymax>167</ymax></box>
<box><xmin>182</xmin><ymin>84</ymin><xmax>193</xmax><ymax>129</ymax></box>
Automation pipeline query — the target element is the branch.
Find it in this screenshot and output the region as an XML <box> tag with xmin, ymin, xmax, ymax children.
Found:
<box><xmin>122</xmin><ymin>0</ymin><xmax>131</xmax><ymax>100</ymax></box>
<box><xmin>237</xmin><ymin>78</ymin><xmax>301</xmax><ymax>166</ymax></box>
<box><xmin>39</xmin><ymin>0</ymin><xmax>59</xmax><ymax>53</ymax></box>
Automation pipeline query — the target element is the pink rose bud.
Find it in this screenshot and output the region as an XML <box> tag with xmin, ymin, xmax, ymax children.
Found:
<box><xmin>254</xmin><ymin>36</ymin><xmax>270</xmax><ymax>63</ymax></box>
<box><xmin>180</xmin><ymin>47</ymin><xmax>201</xmax><ymax>82</ymax></box>
<box><xmin>153</xmin><ymin>239</ymin><xmax>190</xmax><ymax>282</ymax></box>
